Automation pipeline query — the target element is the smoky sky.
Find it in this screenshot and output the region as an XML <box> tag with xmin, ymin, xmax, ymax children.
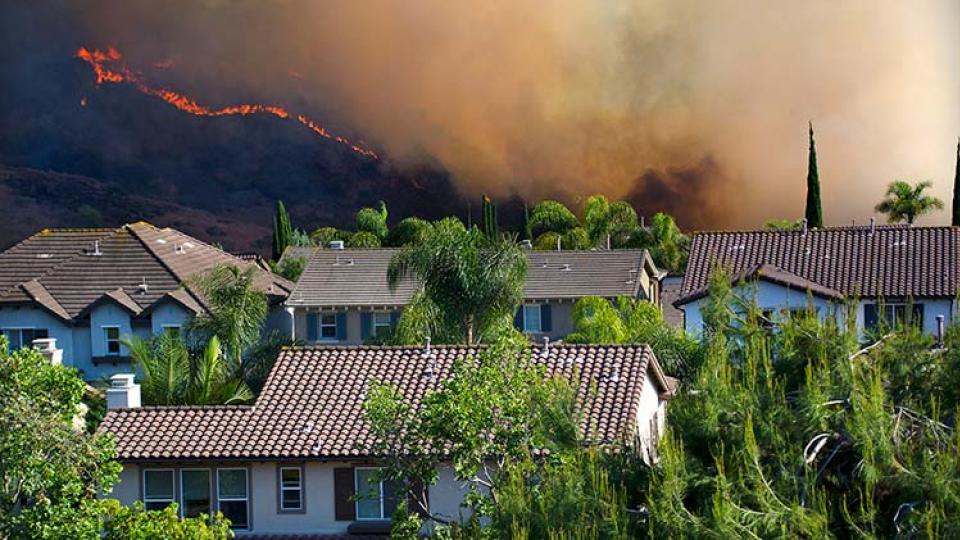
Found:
<box><xmin>6</xmin><ymin>1</ymin><xmax>960</xmax><ymax>229</ymax></box>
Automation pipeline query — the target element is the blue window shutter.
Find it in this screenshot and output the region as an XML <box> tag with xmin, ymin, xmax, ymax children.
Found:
<box><xmin>306</xmin><ymin>313</ymin><xmax>318</xmax><ymax>342</ymax></box>
<box><xmin>390</xmin><ymin>310</ymin><xmax>401</xmax><ymax>327</ymax></box>
<box><xmin>336</xmin><ymin>313</ymin><xmax>347</xmax><ymax>340</ymax></box>
<box><xmin>514</xmin><ymin>307</ymin><xmax>524</xmax><ymax>330</ymax></box>
<box><xmin>360</xmin><ymin>313</ymin><xmax>372</xmax><ymax>339</ymax></box>
<box><xmin>864</xmin><ymin>304</ymin><xmax>878</xmax><ymax>330</ymax></box>
<box><xmin>541</xmin><ymin>304</ymin><xmax>552</xmax><ymax>332</ymax></box>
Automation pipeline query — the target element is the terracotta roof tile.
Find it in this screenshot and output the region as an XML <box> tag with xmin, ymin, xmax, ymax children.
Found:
<box><xmin>101</xmin><ymin>344</ymin><xmax>673</xmax><ymax>461</ymax></box>
<box><xmin>678</xmin><ymin>226</ymin><xmax>960</xmax><ymax>305</ymax></box>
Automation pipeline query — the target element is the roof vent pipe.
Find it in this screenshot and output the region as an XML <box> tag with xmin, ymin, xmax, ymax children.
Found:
<box><xmin>801</xmin><ymin>218</ymin><xmax>808</xmax><ymax>236</ymax></box>
<box><xmin>869</xmin><ymin>217</ymin><xmax>876</xmax><ymax>236</ymax></box>
<box><xmin>422</xmin><ymin>336</ymin><xmax>432</xmax><ymax>357</ymax></box>
<box><xmin>542</xmin><ymin>336</ymin><xmax>550</xmax><ymax>356</ymax></box>
<box><xmin>91</xmin><ymin>240</ymin><xmax>102</xmax><ymax>256</ymax></box>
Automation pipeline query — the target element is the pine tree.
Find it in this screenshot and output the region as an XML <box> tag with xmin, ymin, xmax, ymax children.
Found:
<box><xmin>952</xmin><ymin>138</ymin><xmax>960</xmax><ymax>226</ymax></box>
<box><xmin>805</xmin><ymin>122</ymin><xmax>824</xmax><ymax>228</ymax></box>
<box><xmin>272</xmin><ymin>200</ymin><xmax>293</xmax><ymax>261</ymax></box>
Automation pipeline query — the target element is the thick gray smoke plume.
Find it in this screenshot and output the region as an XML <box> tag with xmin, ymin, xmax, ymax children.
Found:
<box><xmin>77</xmin><ymin>0</ymin><xmax>959</xmax><ymax>228</ymax></box>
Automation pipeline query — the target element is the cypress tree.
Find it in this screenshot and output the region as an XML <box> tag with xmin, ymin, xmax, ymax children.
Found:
<box><xmin>272</xmin><ymin>200</ymin><xmax>293</xmax><ymax>261</ymax></box>
<box><xmin>952</xmin><ymin>138</ymin><xmax>960</xmax><ymax>226</ymax></box>
<box><xmin>481</xmin><ymin>195</ymin><xmax>498</xmax><ymax>240</ymax></box>
<box><xmin>805</xmin><ymin>122</ymin><xmax>824</xmax><ymax>228</ymax></box>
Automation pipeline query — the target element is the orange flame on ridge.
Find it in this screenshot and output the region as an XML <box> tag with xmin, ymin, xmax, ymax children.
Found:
<box><xmin>75</xmin><ymin>46</ymin><xmax>378</xmax><ymax>160</ymax></box>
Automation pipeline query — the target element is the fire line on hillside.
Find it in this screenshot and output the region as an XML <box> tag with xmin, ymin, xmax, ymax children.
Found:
<box><xmin>75</xmin><ymin>46</ymin><xmax>379</xmax><ymax>160</ymax></box>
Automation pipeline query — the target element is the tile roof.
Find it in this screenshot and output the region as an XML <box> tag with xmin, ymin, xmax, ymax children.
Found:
<box><xmin>101</xmin><ymin>344</ymin><xmax>674</xmax><ymax>461</ymax></box>
<box><xmin>678</xmin><ymin>226</ymin><xmax>960</xmax><ymax>305</ymax></box>
<box><xmin>288</xmin><ymin>249</ymin><xmax>656</xmax><ymax>307</ymax></box>
<box><xmin>0</xmin><ymin>223</ymin><xmax>293</xmax><ymax>320</ymax></box>
<box><xmin>278</xmin><ymin>245</ymin><xmax>318</xmax><ymax>265</ymax></box>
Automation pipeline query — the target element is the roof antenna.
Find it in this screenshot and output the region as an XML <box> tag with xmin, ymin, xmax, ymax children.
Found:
<box><xmin>869</xmin><ymin>217</ymin><xmax>876</xmax><ymax>236</ymax></box>
<box><xmin>801</xmin><ymin>218</ymin><xmax>808</xmax><ymax>237</ymax></box>
<box><xmin>541</xmin><ymin>336</ymin><xmax>550</xmax><ymax>357</ymax></box>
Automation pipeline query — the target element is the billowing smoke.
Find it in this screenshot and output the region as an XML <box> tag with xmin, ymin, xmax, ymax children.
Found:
<box><xmin>16</xmin><ymin>1</ymin><xmax>960</xmax><ymax>228</ymax></box>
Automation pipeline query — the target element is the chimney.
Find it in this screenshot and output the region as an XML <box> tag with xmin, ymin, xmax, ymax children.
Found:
<box><xmin>937</xmin><ymin>315</ymin><xmax>945</xmax><ymax>347</ymax></box>
<box><xmin>32</xmin><ymin>337</ymin><xmax>62</xmax><ymax>365</ymax></box>
<box><xmin>869</xmin><ymin>217</ymin><xmax>876</xmax><ymax>236</ymax></box>
<box><xmin>801</xmin><ymin>218</ymin><xmax>808</xmax><ymax>236</ymax></box>
<box><xmin>106</xmin><ymin>374</ymin><xmax>141</xmax><ymax>409</ymax></box>
<box><xmin>541</xmin><ymin>336</ymin><xmax>550</xmax><ymax>356</ymax></box>
<box><xmin>328</xmin><ymin>240</ymin><xmax>345</xmax><ymax>250</ymax></box>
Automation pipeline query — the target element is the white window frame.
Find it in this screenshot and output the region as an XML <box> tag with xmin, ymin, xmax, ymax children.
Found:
<box><xmin>162</xmin><ymin>324</ymin><xmax>182</xmax><ymax>338</ymax></box>
<box><xmin>522</xmin><ymin>304</ymin><xmax>542</xmax><ymax>333</ymax></box>
<box><xmin>354</xmin><ymin>467</ymin><xmax>389</xmax><ymax>520</ymax></box>
<box><xmin>372</xmin><ymin>312</ymin><xmax>392</xmax><ymax>336</ymax></box>
<box><xmin>278</xmin><ymin>466</ymin><xmax>304</xmax><ymax>512</ymax></box>
<box><xmin>319</xmin><ymin>313</ymin><xmax>338</xmax><ymax>340</ymax></box>
<box><xmin>142</xmin><ymin>468</ymin><xmax>176</xmax><ymax>511</ymax></box>
<box><xmin>179</xmin><ymin>468</ymin><xmax>211</xmax><ymax>519</ymax></box>
<box><xmin>216</xmin><ymin>468</ymin><xmax>250</xmax><ymax>530</ymax></box>
<box><xmin>103</xmin><ymin>326</ymin><xmax>121</xmax><ymax>356</ymax></box>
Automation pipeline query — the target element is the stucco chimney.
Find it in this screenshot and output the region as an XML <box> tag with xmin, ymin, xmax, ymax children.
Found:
<box><xmin>32</xmin><ymin>337</ymin><xmax>62</xmax><ymax>365</ymax></box>
<box><xmin>106</xmin><ymin>374</ymin><xmax>141</xmax><ymax>409</ymax></box>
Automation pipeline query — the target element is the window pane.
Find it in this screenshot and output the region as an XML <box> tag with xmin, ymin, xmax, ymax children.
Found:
<box><xmin>218</xmin><ymin>469</ymin><xmax>247</xmax><ymax>499</ymax></box>
<box><xmin>383</xmin><ymin>479</ymin><xmax>402</xmax><ymax>517</ymax></box>
<box><xmin>281</xmin><ymin>488</ymin><xmax>302</xmax><ymax>510</ymax></box>
<box><xmin>219</xmin><ymin>500</ymin><xmax>248</xmax><ymax>529</ymax></box>
<box><xmin>106</xmin><ymin>327</ymin><xmax>119</xmax><ymax>339</ymax></box>
<box><xmin>145</xmin><ymin>501</ymin><xmax>172</xmax><ymax>511</ymax></box>
<box><xmin>181</xmin><ymin>470</ymin><xmax>211</xmax><ymax>518</ymax></box>
<box><xmin>144</xmin><ymin>470</ymin><xmax>174</xmax><ymax>499</ymax></box>
<box><xmin>356</xmin><ymin>469</ymin><xmax>382</xmax><ymax>519</ymax></box>
<box><xmin>523</xmin><ymin>305</ymin><xmax>541</xmax><ymax>332</ymax></box>
<box><xmin>281</xmin><ymin>468</ymin><xmax>300</xmax><ymax>488</ymax></box>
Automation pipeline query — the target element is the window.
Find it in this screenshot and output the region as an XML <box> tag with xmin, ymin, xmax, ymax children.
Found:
<box><xmin>373</xmin><ymin>312</ymin><xmax>392</xmax><ymax>337</ymax></box>
<box><xmin>865</xmin><ymin>303</ymin><xmax>923</xmax><ymax>331</ymax></box>
<box><xmin>1</xmin><ymin>328</ymin><xmax>48</xmax><ymax>351</ymax></box>
<box><xmin>217</xmin><ymin>468</ymin><xmax>249</xmax><ymax>529</ymax></box>
<box><xmin>279</xmin><ymin>466</ymin><xmax>303</xmax><ymax>511</ymax></box>
<box><xmin>143</xmin><ymin>469</ymin><xmax>175</xmax><ymax>511</ymax></box>
<box><xmin>180</xmin><ymin>469</ymin><xmax>211</xmax><ymax>518</ymax></box>
<box><xmin>162</xmin><ymin>325</ymin><xmax>181</xmax><ymax>338</ymax></box>
<box><xmin>103</xmin><ymin>326</ymin><xmax>121</xmax><ymax>355</ymax></box>
<box><xmin>522</xmin><ymin>304</ymin><xmax>542</xmax><ymax>333</ymax></box>
<box><xmin>355</xmin><ymin>468</ymin><xmax>400</xmax><ymax>520</ymax></box>
<box><xmin>320</xmin><ymin>314</ymin><xmax>338</xmax><ymax>339</ymax></box>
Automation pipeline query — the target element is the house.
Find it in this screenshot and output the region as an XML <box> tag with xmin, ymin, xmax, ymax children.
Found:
<box><xmin>285</xmin><ymin>247</ymin><xmax>661</xmax><ymax>344</ymax></box>
<box><xmin>675</xmin><ymin>224</ymin><xmax>960</xmax><ymax>338</ymax></box>
<box><xmin>0</xmin><ymin>223</ymin><xmax>293</xmax><ymax>381</ymax></box>
<box><xmin>99</xmin><ymin>342</ymin><xmax>676</xmax><ymax>536</ymax></box>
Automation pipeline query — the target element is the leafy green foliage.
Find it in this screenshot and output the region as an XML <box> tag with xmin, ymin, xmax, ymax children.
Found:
<box><xmin>584</xmin><ymin>195</ymin><xmax>638</xmax><ymax>248</ymax></box>
<box><xmin>529</xmin><ymin>200</ymin><xmax>580</xmax><ymax>238</ymax></box>
<box><xmin>481</xmin><ymin>195</ymin><xmax>499</xmax><ymax>240</ymax></box>
<box><xmin>100</xmin><ymin>500</ymin><xmax>233</xmax><ymax>539</ymax></box>
<box><xmin>309</xmin><ymin>226</ymin><xmax>348</xmax><ymax>246</ymax></box>
<box><xmin>271</xmin><ymin>200</ymin><xmax>293</xmax><ymax>261</ymax></box>
<box><xmin>387</xmin><ymin>217</ymin><xmax>433</xmax><ymax>247</ymax></box>
<box><xmin>565</xmin><ymin>296</ymin><xmax>703</xmax><ymax>378</ymax></box>
<box><xmin>346</xmin><ymin>230</ymin><xmax>381</xmax><ymax>248</ymax></box>
<box><xmin>805</xmin><ymin>122</ymin><xmax>823</xmax><ymax>228</ymax></box>
<box><xmin>187</xmin><ymin>264</ymin><xmax>268</xmax><ymax>366</ymax></box>
<box><xmin>288</xmin><ymin>228</ymin><xmax>314</xmax><ymax>247</ymax></box>
<box><xmin>270</xmin><ymin>255</ymin><xmax>307</xmax><ymax>281</ymax></box>
<box><xmin>388</xmin><ymin>218</ymin><xmax>527</xmax><ymax>344</ymax></box>
<box><xmin>356</xmin><ymin>200</ymin><xmax>389</xmax><ymax>241</ymax></box>
<box><xmin>875</xmin><ymin>180</ymin><xmax>945</xmax><ymax>224</ymax></box>
<box><xmin>126</xmin><ymin>334</ymin><xmax>252</xmax><ymax>405</ymax></box>
<box><xmin>628</xmin><ymin>212</ymin><xmax>689</xmax><ymax>273</ymax></box>
<box><xmin>764</xmin><ymin>218</ymin><xmax>803</xmax><ymax>230</ymax></box>
<box><xmin>643</xmin><ymin>270</ymin><xmax>960</xmax><ymax>538</ymax></box>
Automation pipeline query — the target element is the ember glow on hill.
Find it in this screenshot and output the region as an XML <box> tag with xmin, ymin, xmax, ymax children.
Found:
<box><xmin>75</xmin><ymin>46</ymin><xmax>379</xmax><ymax>160</ymax></box>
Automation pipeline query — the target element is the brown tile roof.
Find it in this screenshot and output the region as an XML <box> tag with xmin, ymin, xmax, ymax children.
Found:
<box><xmin>288</xmin><ymin>249</ymin><xmax>657</xmax><ymax>307</ymax></box>
<box><xmin>101</xmin><ymin>344</ymin><xmax>673</xmax><ymax>461</ymax></box>
<box><xmin>677</xmin><ymin>226</ymin><xmax>960</xmax><ymax>305</ymax></box>
<box><xmin>0</xmin><ymin>223</ymin><xmax>292</xmax><ymax>320</ymax></box>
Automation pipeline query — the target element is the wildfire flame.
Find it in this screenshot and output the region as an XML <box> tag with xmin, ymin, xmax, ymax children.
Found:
<box><xmin>75</xmin><ymin>47</ymin><xmax>378</xmax><ymax>159</ymax></box>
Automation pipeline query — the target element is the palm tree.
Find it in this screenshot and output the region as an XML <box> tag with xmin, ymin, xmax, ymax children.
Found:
<box><xmin>388</xmin><ymin>218</ymin><xmax>527</xmax><ymax>345</ymax></box>
<box><xmin>125</xmin><ymin>334</ymin><xmax>252</xmax><ymax>405</ymax></box>
<box><xmin>629</xmin><ymin>212</ymin><xmax>689</xmax><ymax>273</ymax></box>
<box><xmin>874</xmin><ymin>180</ymin><xmax>944</xmax><ymax>224</ymax></box>
<box><xmin>187</xmin><ymin>264</ymin><xmax>268</xmax><ymax>368</ymax></box>
<box><xmin>583</xmin><ymin>195</ymin><xmax>638</xmax><ymax>248</ymax></box>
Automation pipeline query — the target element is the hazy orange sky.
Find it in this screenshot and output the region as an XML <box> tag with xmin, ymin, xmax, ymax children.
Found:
<box><xmin>80</xmin><ymin>0</ymin><xmax>960</xmax><ymax>228</ymax></box>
